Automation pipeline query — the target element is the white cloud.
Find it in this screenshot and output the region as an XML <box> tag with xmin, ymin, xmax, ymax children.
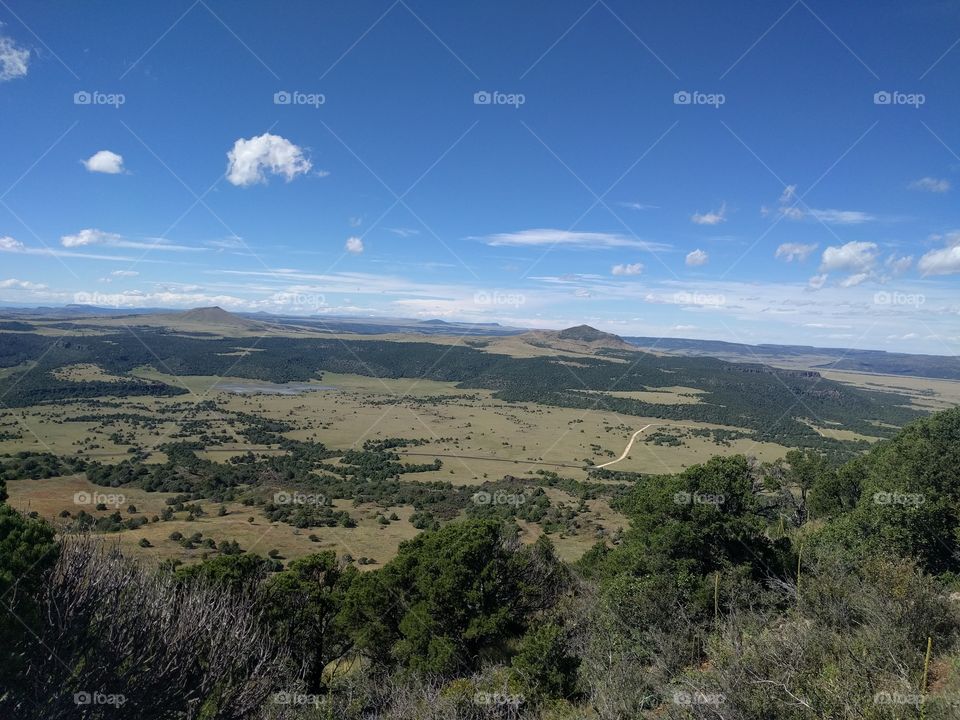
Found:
<box><xmin>226</xmin><ymin>133</ymin><xmax>312</xmax><ymax>187</ymax></box>
<box><xmin>479</xmin><ymin>229</ymin><xmax>669</xmax><ymax>251</ymax></box>
<box><xmin>0</xmin><ymin>236</ymin><xmax>25</xmax><ymax>251</ymax></box>
<box><xmin>775</xmin><ymin>242</ymin><xmax>818</xmax><ymax>262</ymax></box>
<box><xmin>808</xmin><ymin>274</ymin><xmax>828</xmax><ymax>290</ymax></box>
<box><xmin>83</xmin><ymin>150</ymin><xmax>125</xmax><ymax>174</ymax></box>
<box><xmin>766</xmin><ymin>185</ymin><xmax>876</xmax><ymax>225</ymax></box>
<box><xmin>345</xmin><ymin>236</ymin><xmax>364</xmax><ymax>254</ymax></box>
<box><xmin>619</xmin><ymin>201</ymin><xmax>658</xmax><ymax>211</ymax></box>
<box><xmin>111</xmin><ymin>270</ymin><xmax>139</xmax><ymax>277</ymax></box>
<box><xmin>60</xmin><ymin>228</ymin><xmax>200</xmax><ymax>253</ymax></box>
<box><xmin>611</xmin><ymin>262</ymin><xmax>643</xmax><ymax>276</ymax></box>
<box><xmin>691</xmin><ymin>202</ymin><xmax>727</xmax><ymax>225</ymax></box>
<box><xmin>0</xmin><ymin>278</ymin><xmax>45</xmax><ymax>290</ymax></box>
<box><xmin>839</xmin><ymin>272</ymin><xmax>869</xmax><ymax>288</ymax></box>
<box><xmin>388</xmin><ymin>227</ymin><xmax>419</xmax><ymax>238</ymax></box>
<box><xmin>820</xmin><ymin>241</ymin><xmax>878</xmax><ymax>272</ymax></box>
<box><xmin>909</xmin><ymin>177</ymin><xmax>950</xmax><ymax>193</ymax></box>
<box><xmin>919</xmin><ymin>245</ymin><xmax>960</xmax><ymax>276</ymax></box>
<box><xmin>61</xmin><ymin>229</ymin><xmax>122</xmax><ymax>248</ymax></box>
<box><xmin>885</xmin><ymin>254</ymin><xmax>913</xmax><ymax>275</ymax></box>
<box><xmin>686</xmin><ymin>249</ymin><xmax>709</xmax><ymax>266</ymax></box>
<box><xmin>779</xmin><ymin>185</ymin><xmax>798</xmax><ymax>204</ymax></box>
<box><xmin>0</xmin><ymin>36</ymin><xmax>29</xmax><ymax>81</ymax></box>
<box><xmin>807</xmin><ymin>209</ymin><xmax>876</xmax><ymax>225</ymax></box>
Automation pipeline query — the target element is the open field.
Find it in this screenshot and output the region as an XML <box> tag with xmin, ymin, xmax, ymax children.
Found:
<box><xmin>0</xmin><ymin>318</ymin><xmax>953</xmax><ymax>572</ymax></box>
<box><xmin>6</xmin><ymin>474</ymin><xmax>630</xmax><ymax>567</ymax></box>
<box><xmin>0</xmin><ymin>363</ymin><xmax>750</xmax><ymax>567</ymax></box>
<box><xmin>820</xmin><ymin>369</ymin><xmax>960</xmax><ymax>412</ymax></box>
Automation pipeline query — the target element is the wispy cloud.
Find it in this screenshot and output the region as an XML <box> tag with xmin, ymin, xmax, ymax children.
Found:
<box><xmin>775</xmin><ymin>242</ymin><xmax>818</xmax><ymax>262</ymax></box>
<box><xmin>477</xmin><ymin>228</ymin><xmax>669</xmax><ymax>251</ymax></box>
<box><xmin>61</xmin><ymin>228</ymin><xmax>202</xmax><ymax>252</ymax></box>
<box><xmin>764</xmin><ymin>184</ymin><xmax>877</xmax><ymax>225</ymax></box>
<box><xmin>686</xmin><ymin>249</ymin><xmax>709</xmax><ymax>266</ymax></box>
<box><xmin>691</xmin><ymin>202</ymin><xmax>727</xmax><ymax>225</ymax></box>
<box><xmin>909</xmin><ymin>177</ymin><xmax>950</xmax><ymax>193</ymax></box>
<box><xmin>618</xmin><ymin>201</ymin><xmax>659</xmax><ymax>211</ymax></box>
<box><xmin>387</xmin><ymin>227</ymin><xmax>420</xmax><ymax>238</ymax></box>
<box><xmin>0</xmin><ymin>35</ymin><xmax>29</xmax><ymax>81</ymax></box>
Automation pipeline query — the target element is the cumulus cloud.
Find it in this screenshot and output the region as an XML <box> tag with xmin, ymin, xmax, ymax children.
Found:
<box><xmin>611</xmin><ymin>262</ymin><xmax>643</xmax><ymax>276</ymax></box>
<box><xmin>0</xmin><ymin>236</ymin><xmax>25</xmax><ymax>251</ymax></box>
<box><xmin>820</xmin><ymin>241</ymin><xmax>878</xmax><ymax>273</ymax></box>
<box><xmin>919</xmin><ymin>244</ymin><xmax>960</xmax><ymax>276</ymax></box>
<box><xmin>909</xmin><ymin>177</ymin><xmax>950</xmax><ymax>193</ymax></box>
<box><xmin>83</xmin><ymin>150</ymin><xmax>125</xmax><ymax>174</ymax></box>
<box><xmin>775</xmin><ymin>242</ymin><xmax>818</xmax><ymax>262</ymax></box>
<box><xmin>686</xmin><ymin>249</ymin><xmax>709</xmax><ymax>266</ymax></box>
<box><xmin>0</xmin><ymin>36</ymin><xmax>29</xmax><ymax>81</ymax></box>
<box><xmin>226</xmin><ymin>133</ymin><xmax>312</xmax><ymax>187</ymax></box>
<box><xmin>345</xmin><ymin>236</ymin><xmax>364</xmax><ymax>254</ymax></box>
<box><xmin>691</xmin><ymin>202</ymin><xmax>727</xmax><ymax>225</ymax></box>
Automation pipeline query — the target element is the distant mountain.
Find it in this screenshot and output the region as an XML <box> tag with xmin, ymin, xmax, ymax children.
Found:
<box><xmin>557</xmin><ymin>325</ymin><xmax>624</xmax><ymax>344</ymax></box>
<box><xmin>521</xmin><ymin>325</ymin><xmax>638</xmax><ymax>354</ymax></box>
<box><xmin>95</xmin><ymin>306</ymin><xmax>278</xmax><ymax>334</ymax></box>
<box><xmin>626</xmin><ymin>336</ymin><xmax>960</xmax><ymax>381</ymax></box>
<box><xmin>174</xmin><ymin>306</ymin><xmax>265</xmax><ymax>329</ymax></box>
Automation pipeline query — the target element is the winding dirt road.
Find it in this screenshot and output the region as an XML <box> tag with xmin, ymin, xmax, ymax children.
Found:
<box><xmin>595</xmin><ymin>424</ymin><xmax>653</xmax><ymax>468</ymax></box>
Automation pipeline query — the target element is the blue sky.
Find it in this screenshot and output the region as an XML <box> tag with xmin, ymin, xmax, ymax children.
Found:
<box><xmin>1</xmin><ymin>0</ymin><xmax>959</xmax><ymax>353</ymax></box>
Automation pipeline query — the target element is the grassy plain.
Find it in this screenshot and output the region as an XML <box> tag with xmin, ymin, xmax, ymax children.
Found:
<box><xmin>8</xmin><ymin>339</ymin><xmax>948</xmax><ymax>570</ymax></box>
